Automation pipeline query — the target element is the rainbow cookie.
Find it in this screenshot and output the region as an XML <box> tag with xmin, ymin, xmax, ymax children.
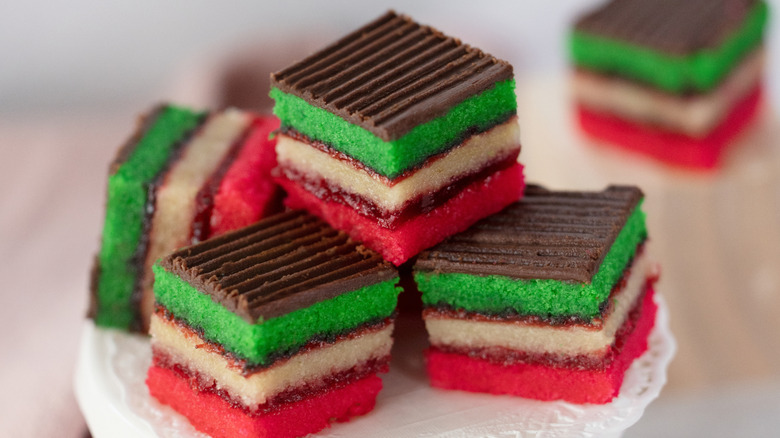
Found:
<box><xmin>146</xmin><ymin>210</ymin><xmax>400</xmax><ymax>438</ymax></box>
<box><xmin>271</xmin><ymin>11</ymin><xmax>524</xmax><ymax>266</ymax></box>
<box><xmin>570</xmin><ymin>0</ymin><xmax>768</xmax><ymax>168</ymax></box>
<box><xmin>414</xmin><ymin>185</ymin><xmax>657</xmax><ymax>404</ymax></box>
<box><xmin>89</xmin><ymin>105</ymin><xmax>281</xmax><ymax>332</ymax></box>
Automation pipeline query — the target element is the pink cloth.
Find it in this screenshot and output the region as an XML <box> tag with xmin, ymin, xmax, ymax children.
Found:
<box><xmin>0</xmin><ymin>112</ymin><xmax>135</xmax><ymax>438</ymax></box>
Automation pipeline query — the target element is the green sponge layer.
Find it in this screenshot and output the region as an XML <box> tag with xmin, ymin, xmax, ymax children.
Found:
<box><xmin>271</xmin><ymin>79</ymin><xmax>517</xmax><ymax>179</ymax></box>
<box><xmin>93</xmin><ymin>106</ymin><xmax>204</xmax><ymax>330</ymax></box>
<box><xmin>570</xmin><ymin>1</ymin><xmax>767</xmax><ymax>94</ymax></box>
<box><xmin>153</xmin><ymin>264</ymin><xmax>401</xmax><ymax>366</ymax></box>
<box><xmin>416</xmin><ymin>205</ymin><xmax>647</xmax><ymax>321</ymax></box>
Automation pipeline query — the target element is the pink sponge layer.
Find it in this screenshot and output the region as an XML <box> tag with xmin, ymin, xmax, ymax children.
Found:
<box><xmin>210</xmin><ymin>116</ymin><xmax>282</xmax><ymax>238</ymax></box>
<box><xmin>426</xmin><ymin>287</ymin><xmax>658</xmax><ymax>404</ymax></box>
<box><xmin>278</xmin><ymin>163</ymin><xmax>525</xmax><ymax>266</ymax></box>
<box><xmin>147</xmin><ymin>366</ymin><xmax>382</xmax><ymax>438</ymax></box>
<box><xmin>577</xmin><ymin>85</ymin><xmax>762</xmax><ymax>170</ymax></box>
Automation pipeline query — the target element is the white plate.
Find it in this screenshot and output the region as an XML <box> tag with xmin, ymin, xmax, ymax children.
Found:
<box><xmin>75</xmin><ymin>294</ymin><xmax>675</xmax><ymax>438</ymax></box>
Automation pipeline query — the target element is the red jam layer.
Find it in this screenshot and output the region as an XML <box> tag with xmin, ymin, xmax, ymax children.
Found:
<box><xmin>577</xmin><ymin>84</ymin><xmax>762</xmax><ymax>169</ymax></box>
<box><xmin>190</xmin><ymin>116</ymin><xmax>282</xmax><ymax>242</ymax></box>
<box><xmin>152</xmin><ymin>349</ymin><xmax>389</xmax><ymax>413</ymax></box>
<box><xmin>127</xmin><ymin>121</ymin><xmax>204</xmax><ymax>332</ymax></box>
<box><xmin>279</xmin><ymin>162</ymin><xmax>525</xmax><ymax>266</ymax></box>
<box><xmin>425</xmin><ymin>286</ymin><xmax>658</xmax><ymax>404</ymax></box>
<box><xmin>429</xmin><ymin>283</ymin><xmax>652</xmax><ymax>371</ymax></box>
<box><xmin>279</xmin><ymin>115</ymin><xmax>518</xmax><ymax>185</ymax></box>
<box><xmin>189</xmin><ymin>126</ymin><xmax>248</xmax><ymax>243</ymax></box>
<box><xmin>155</xmin><ymin>304</ymin><xmax>393</xmax><ymax>375</ymax></box>
<box><xmin>147</xmin><ymin>365</ymin><xmax>382</xmax><ymax>438</ymax></box>
<box><xmin>209</xmin><ymin>116</ymin><xmax>282</xmax><ymax>238</ymax></box>
<box><xmin>279</xmin><ymin>152</ymin><xmax>519</xmax><ymax>229</ymax></box>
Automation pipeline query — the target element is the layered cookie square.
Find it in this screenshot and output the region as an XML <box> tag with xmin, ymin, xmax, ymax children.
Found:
<box><xmin>146</xmin><ymin>210</ymin><xmax>401</xmax><ymax>438</ymax></box>
<box><xmin>271</xmin><ymin>11</ymin><xmax>524</xmax><ymax>265</ymax></box>
<box><xmin>415</xmin><ymin>185</ymin><xmax>657</xmax><ymax>404</ymax></box>
<box><xmin>571</xmin><ymin>0</ymin><xmax>768</xmax><ymax>168</ymax></box>
<box><xmin>89</xmin><ymin>105</ymin><xmax>281</xmax><ymax>332</ymax></box>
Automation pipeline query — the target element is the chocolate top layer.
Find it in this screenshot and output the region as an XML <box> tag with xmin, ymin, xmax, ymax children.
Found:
<box><xmin>574</xmin><ymin>0</ymin><xmax>757</xmax><ymax>54</ymax></box>
<box><xmin>160</xmin><ymin>210</ymin><xmax>397</xmax><ymax>323</ymax></box>
<box><xmin>415</xmin><ymin>185</ymin><xmax>643</xmax><ymax>282</ymax></box>
<box><xmin>270</xmin><ymin>10</ymin><xmax>513</xmax><ymax>141</ymax></box>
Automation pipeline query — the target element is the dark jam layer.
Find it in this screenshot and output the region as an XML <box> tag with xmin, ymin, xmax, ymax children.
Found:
<box><xmin>189</xmin><ymin>125</ymin><xmax>251</xmax><ymax>244</ymax></box>
<box><xmin>126</xmin><ymin>114</ymin><xmax>207</xmax><ymax>333</ymax></box>
<box><xmin>430</xmin><ymin>283</ymin><xmax>653</xmax><ymax>371</ymax></box>
<box><xmin>424</xmin><ymin>307</ymin><xmax>604</xmax><ymax>330</ymax></box>
<box><xmin>87</xmin><ymin>105</ymin><xmax>188</xmax><ymax>324</ymax></box>
<box><xmin>155</xmin><ymin>304</ymin><xmax>393</xmax><ymax>374</ymax></box>
<box><xmin>280</xmin><ymin>152</ymin><xmax>519</xmax><ymax>230</ymax></box>
<box><xmin>153</xmin><ymin>349</ymin><xmax>389</xmax><ymax>416</ymax></box>
<box><xmin>279</xmin><ymin>114</ymin><xmax>517</xmax><ymax>184</ymax></box>
<box><xmin>575</xmin><ymin>67</ymin><xmax>720</xmax><ymax>99</ymax></box>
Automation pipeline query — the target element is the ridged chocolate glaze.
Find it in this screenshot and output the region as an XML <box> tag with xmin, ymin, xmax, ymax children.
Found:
<box><xmin>415</xmin><ymin>185</ymin><xmax>643</xmax><ymax>282</ymax></box>
<box><xmin>270</xmin><ymin>10</ymin><xmax>513</xmax><ymax>141</ymax></box>
<box><xmin>160</xmin><ymin>210</ymin><xmax>398</xmax><ymax>323</ymax></box>
<box><xmin>575</xmin><ymin>0</ymin><xmax>757</xmax><ymax>55</ymax></box>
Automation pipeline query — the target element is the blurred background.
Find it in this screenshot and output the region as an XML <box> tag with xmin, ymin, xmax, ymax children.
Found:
<box><xmin>1</xmin><ymin>0</ymin><xmax>779</xmax><ymax>436</ymax></box>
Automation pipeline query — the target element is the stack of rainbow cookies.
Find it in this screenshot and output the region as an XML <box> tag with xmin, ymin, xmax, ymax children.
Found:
<box><xmin>84</xmin><ymin>8</ymin><xmax>670</xmax><ymax>438</ymax></box>
<box><xmin>90</xmin><ymin>105</ymin><xmax>280</xmax><ymax>331</ymax></box>
<box><xmin>571</xmin><ymin>0</ymin><xmax>768</xmax><ymax>168</ymax></box>
<box><xmin>270</xmin><ymin>10</ymin><xmax>524</xmax><ymax>265</ymax></box>
<box><xmin>146</xmin><ymin>210</ymin><xmax>401</xmax><ymax>438</ymax></box>
<box><xmin>415</xmin><ymin>185</ymin><xmax>658</xmax><ymax>404</ymax></box>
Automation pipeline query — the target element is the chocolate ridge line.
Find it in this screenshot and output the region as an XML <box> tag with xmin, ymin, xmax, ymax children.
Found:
<box><xmin>415</xmin><ymin>184</ymin><xmax>643</xmax><ymax>282</ymax></box>
<box><xmin>278</xmin><ymin>112</ymin><xmax>517</xmax><ymax>183</ymax></box>
<box><xmin>271</xmin><ymin>10</ymin><xmax>513</xmax><ymax>141</ymax></box>
<box><xmin>190</xmin><ymin>122</ymin><xmax>254</xmax><ymax>244</ymax></box>
<box><xmin>128</xmin><ymin>113</ymin><xmax>209</xmax><ymax>331</ymax></box>
<box><xmin>429</xmin><ymin>285</ymin><xmax>652</xmax><ymax>371</ymax></box>
<box><xmin>155</xmin><ymin>304</ymin><xmax>393</xmax><ymax>372</ymax></box>
<box><xmin>278</xmin><ymin>152</ymin><xmax>520</xmax><ymax>229</ymax></box>
<box><xmin>160</xmin><ymin>211</ymin><xmax>397</xmax><ymax>322</ymax></box>
<box><xmin>574</xmin><ymin>0</ymin><xmax>757</xmax><ymax>55</ymax></box>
